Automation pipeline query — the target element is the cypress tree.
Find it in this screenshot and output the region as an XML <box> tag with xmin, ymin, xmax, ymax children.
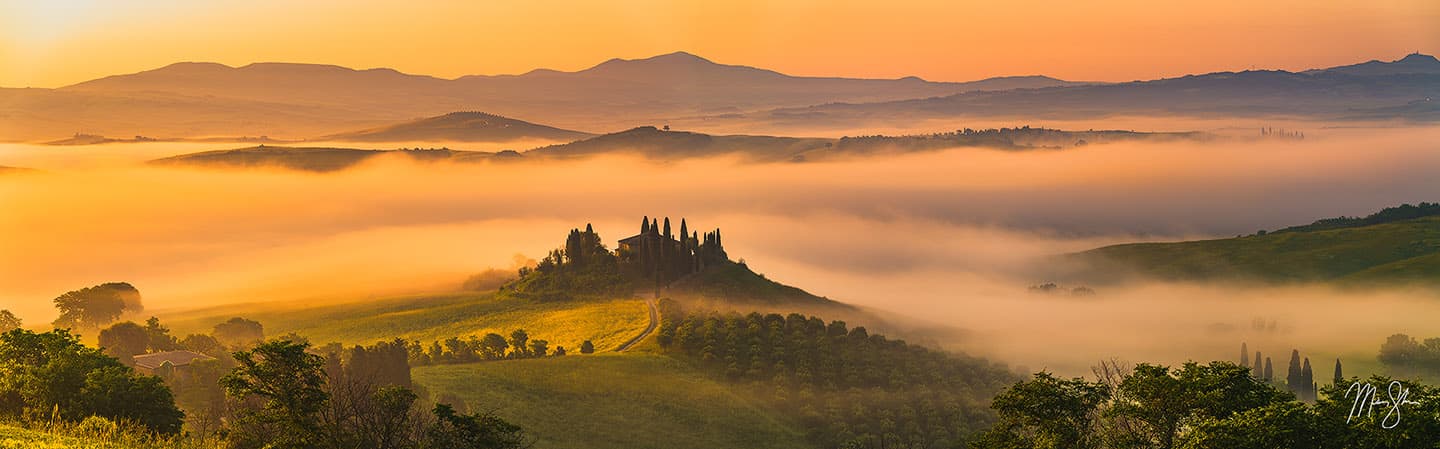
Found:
<box><xmin>679</xmin><ymin>219</ymin><xmax>689</xmax><ymax>250</ymax></box>
<box><xmin>663</xmin><ymin>218</ymin><xmax>672</xmax><ymax>240</ymax></box>
<box><xmin>1301</xmin><ymin>358</ymin><xmax>1313</xmax><ymax>400</ymax></box>
<box><xmin>1253</xmin><ymin>351</ymin><xmax>1263</xmax><ymax>377</ymax></box>
<box><xmin>1264</xmin><ymin>357</ymin><xmax>1273</xmax><ymax>382</ymax></box>
<box><xmin>641</xmin><ymin>216</ymin><xmax>650</xmax><ymax>234</ymax></box>
<box><xmin>1241</xmin><ymin>342</ymin><xmax>1249</xmax><ymax>367</ymax></box>
<box><xmin>1333</xmin><ymin>358</ymin><xmax>1343</xmax><ymax>385</ymax></box>
<box><xmin>1286</xmin><ymin>350</ymin><xmax>1302</xmax><ymax>394</ymax></box>
<box><xmin>651</xmin><ymin>218</ymin><xmax>659</xmax><ymax>234</ymax></box>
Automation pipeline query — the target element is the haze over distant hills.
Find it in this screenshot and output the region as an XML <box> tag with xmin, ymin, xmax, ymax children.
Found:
<box><xmin>732</xmin><ymin>53</ymin><xmax>1440</xmax><ymax>130</ymax></box>
<box><xmin>150</xmin><ymin>125</ymin><xmax>1208</xmax><ymax>170</ymax></box>
<box><xmin>0</xmin><ymin>52</ymin><xmax>1076</xmax><ymax>142</ymax></box>
<box><xmin>1</xmin><ymin>52</ymin><xmax>1435</xmax><ymax>142</ymax></box>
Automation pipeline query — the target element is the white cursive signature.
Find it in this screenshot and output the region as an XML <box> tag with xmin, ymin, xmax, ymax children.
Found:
<box><xmin>1345</xmin><ymin>381</ymin><xmax>1422</xmax><ymax>429</ymax></box>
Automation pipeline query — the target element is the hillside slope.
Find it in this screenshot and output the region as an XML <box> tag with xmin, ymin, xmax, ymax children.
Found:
<box><xmin>1066</xmin><ymin>215</ymin><xmax>1440</xmax><ymax>285</ymax></box>
<box><xmin>162</xmin><ymin>292</ymin><xmax>650</xmax><ymax>352</ymax></box>
<box><xmin>324</xmin><ymin>111</ymin><xmax>593</xmax><ymax>143</ymax></box>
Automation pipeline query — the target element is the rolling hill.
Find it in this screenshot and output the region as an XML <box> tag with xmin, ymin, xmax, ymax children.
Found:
<box><xmin>146</xmin><ymin>145</ymin><xmax>498</xmax><ymax>172</ymax></box>
<box><xmin>1063</xmin><ymin>206</ymin><xmax>1440</xmax><ymax>285</ymax></box>
<box><xmin>0</xmin><ymin>52</ymin><xmax>1080</xmax><ymax>142</ymax></box>
<box><xmin>323</xmin><ymin>111</ymin><xmax>594</xmax><ymax>143</ymax></box>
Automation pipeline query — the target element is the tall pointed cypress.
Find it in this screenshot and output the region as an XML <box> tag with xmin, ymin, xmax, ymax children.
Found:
<box><xmin>1253</xmin><ymin>351</ymin><xmax>1262</xmax><ymax>377</ymax></box>
<box><xmin>679</xmin><ymin>219</ymin><xmax>688</xmax><ymax>249</ymax></box>
<box><xmin>1333</xmin><ymin>358</ymin><xmax>1343</xmax><ymax>385</ymax></box>
<box><xmin>1264</xmin><ymin>357</ymin><xmax>1273</xmax><ymax>382</ymax></box>
<box><xmin>1301</xmin><ymin>358</ymin><xmax>1313</xmax><ymax>400</ymax></box>
<box><xmin>641</xmin><ymin>216</ymin><xmax>650</xmax><ymax>234</ymax></box>
<box><xmin>1286</xmin><ymin>350</ymin><xmax>1302</xmax><ymax>394</ymax></box>
<box><xmin>1241</xmin><ymin>342</ymin><xmax>1249</xmax><ymax>367</ymax></box>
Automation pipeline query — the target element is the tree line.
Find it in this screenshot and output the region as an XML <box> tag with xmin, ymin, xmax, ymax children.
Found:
<box><xmin>403</xmin><ymin>329</ymin><xmax>593</xmax><ymax>366</ymax></box>
<box><xmin>1378</xmin><ymin>333</ymin><xmax>1440</xmax><ymax>380</ymax></box>
<box><xmin>1239</xmin><ymin>342</ymin><xmax>1330</xmax><ymax>402</ymax></box>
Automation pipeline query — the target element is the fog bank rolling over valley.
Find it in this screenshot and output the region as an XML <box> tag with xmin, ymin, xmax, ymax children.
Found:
<box><xmin>3</xmin><ymin>126</ymin><xmax>1438</xmax><ymax>375</ymax></box>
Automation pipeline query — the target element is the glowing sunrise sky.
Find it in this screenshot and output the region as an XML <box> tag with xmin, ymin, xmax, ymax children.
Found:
<box><xmin>1</xmin><ymin>0</ymin><xmax>1436</xmax><ymax>88</ymax></box>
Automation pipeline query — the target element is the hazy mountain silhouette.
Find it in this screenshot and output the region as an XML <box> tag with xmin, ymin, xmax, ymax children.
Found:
<box><xmin>148</xmin><ymin>146</ymin><xmax>498</xmax><ymax>172</ymax></box>
<box><xmin>736</xmin><ymin>53</ymin><xmax>1440</xmax><ymax>128</ymax></box>
<box><xmin>1306</xmin><ymin>52</ymin><xmax>1440</xmax><ymax>76</ymax></box>
<box><xmin>323</xmin><ymin>111</ymin><xmax>594</xmax><ymax>143</ymax></box>
<box><xmin>5</xmin><ymin>52</ymin><xmax>1435</xmax><ymax>142</ymax></box>
<box><xmin>1</xmin><ymin>52</ymin><xmax>1078</xmax><ymax>142</ymax></box>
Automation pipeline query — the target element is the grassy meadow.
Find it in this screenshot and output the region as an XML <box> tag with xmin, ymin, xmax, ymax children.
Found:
<box><xmin>413</xmin><ymin>354</ymin><xmax>809</xmax><ymax>449</ymax></box>
<box><xmin>163</xmin><ymin>292</ymin><xmax>650</xmax><ymax>352</ymax></box>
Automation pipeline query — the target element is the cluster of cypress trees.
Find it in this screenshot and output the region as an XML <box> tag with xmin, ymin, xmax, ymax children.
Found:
<box><xmin>623</xmin><ymin>216</ymin><xmax>728</xmax><ymax>286</ymax></box>
<box><xmin>1241</xmin><ymin>342</ymin><xmax>1338</xmax><ymax>401</ymax></box>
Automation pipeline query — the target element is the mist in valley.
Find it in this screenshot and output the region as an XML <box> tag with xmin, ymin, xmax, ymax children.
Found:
<box><xmin>3</xmin><ymin>125</ymin><xmax>1438</xmax><ymax>376</ymax></box>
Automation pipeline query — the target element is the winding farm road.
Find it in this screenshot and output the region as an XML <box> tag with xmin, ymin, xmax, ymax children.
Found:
<box><xmin>615</xmin><ymin>298</ymin><xmax>658</xmax><ymax>352</ymax></box>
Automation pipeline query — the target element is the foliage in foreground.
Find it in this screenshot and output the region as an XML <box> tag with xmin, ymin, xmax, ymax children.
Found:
<box><xmin>223</xmin><ymin>339</ymin><xmax>529</xmax><ymax>449</ymax></box>
<box><xmin>977</xmin><ymin>360</ymin><xmax>1440</xmax><ymax>449</ymax></box>
<box><xmin>0</xmin><ymin>329</ymin><xmax>183</xmax><ymax>434</ymax></box>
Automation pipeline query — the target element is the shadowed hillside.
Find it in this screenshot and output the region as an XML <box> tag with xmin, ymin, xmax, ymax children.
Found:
<box><xmin>323</xmin><ymin>111</ymin><xmax>594</xmax><ymax>143</ymax></box>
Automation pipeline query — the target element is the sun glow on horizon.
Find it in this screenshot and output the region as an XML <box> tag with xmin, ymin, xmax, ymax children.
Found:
<box><xmin>1</xmin><ymin>0</ymin><xmax>1436</xmax><ymax>88</ymax></box>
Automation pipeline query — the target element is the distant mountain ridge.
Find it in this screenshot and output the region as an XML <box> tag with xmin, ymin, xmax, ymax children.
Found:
<box><xmin>1</xmin><ymin>51</ymin><xmax>1080</xmax><ymax>142</ymax></box>
<box><xmin>3</xmin><ymin>52</ymin><xmax>1434</xmax><ymax>142</ymax></box>
<box><xmin>1306</xmin><ymin>52</ymin><xmax>1440</xmax><ymax>76</ymax></box>
<box><xmin>735</xmin><ymin>53</ymin><xmax>1440</xmax><ymax>128</ymax></box>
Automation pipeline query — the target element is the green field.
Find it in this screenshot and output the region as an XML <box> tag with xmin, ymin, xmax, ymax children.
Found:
<box><xmin>413</xmin><ymin>354</ymin><xmax>809</xmax><ymax>449</ymax></box>
<box><xmin>163</xmin><ymin>292</ymin><xmax>649</xmax><ymax>352</ymax></box>
<box><xmin>1069</xmin><ymin>216</ymin><xmax>1440</xmax><ymax>284</ymax></box>
<box><xmin>0</xmin><ymin>425</ymin><xmax>70</xmax><ymax>449</ymax></box>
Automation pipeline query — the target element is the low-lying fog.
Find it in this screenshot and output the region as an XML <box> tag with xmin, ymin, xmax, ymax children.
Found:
<box><xmin>3</xmin><ymin>126</ymin><xmax>1438</xmax><ymax>375</ymax></box>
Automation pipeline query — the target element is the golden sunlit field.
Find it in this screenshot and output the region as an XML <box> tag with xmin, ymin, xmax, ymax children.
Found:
<box><xmin>3</xmin><ymin>2</ymin><xmax>1439</xmax><ymax>448</ymax></box>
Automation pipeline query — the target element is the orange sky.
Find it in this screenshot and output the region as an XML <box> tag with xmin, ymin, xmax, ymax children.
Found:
<box><xmin>1</xmin><ymin>0</ymin><xmax>1436</xmax><ymax>88</ymax></box>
